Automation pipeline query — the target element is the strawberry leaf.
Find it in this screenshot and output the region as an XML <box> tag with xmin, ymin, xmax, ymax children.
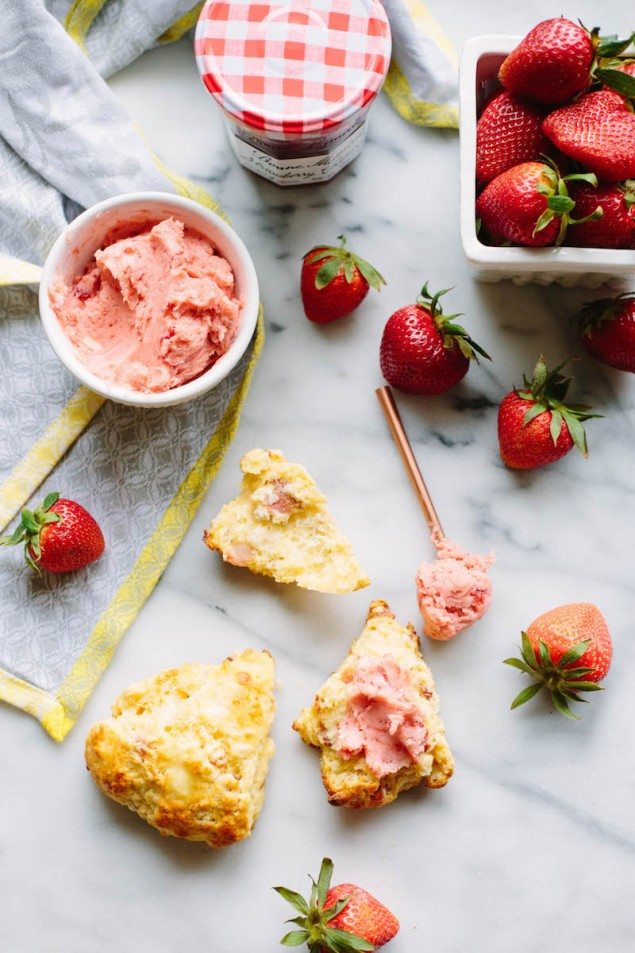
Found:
<box><xmin>354</xmin><ymin>257</ymin><xmax>386</xmax><ymax>291</ymax></box>
<box><xmin>596</xmin><ymin>32</ymin><xmax>635</xmax><ymax>57</ymax></box>
<box><xmin>41</xmin><ymin>491</ymin><xmax>60</xmax><ymax>512</ymax></box>
<box><xmin>323</xmin><ymin>928</ymin><xmax>375</xmax><ymax>952</ymax></box>
<box><xmin>323</xmin><ymin>898</ymin><xmax>350</xmax><ymax>923</ymax></box>
<box><xmin>315</xmin><ymin>258</ymin><xmax>344</xmax><ymax>290</ymax></box>
<box><xmin>274</xmin><ymin>887</ymin><xmax>310</xmax><ymax>916</ymax></box>
<box><xmin>281</xmin><ymin>931</ymin><xmax>310</xmax><ymax>946</ymax></box>
<box><xmin>503</xmin><ymin>657</ymin><xmax>539</xmax><ymax>676</ymax></box>
<box><xmin>521</xmin><ymin>631</ymin><xmax>537</xmax><ymax>667</ymax></box>
<box><xmin>566</xmin><ymin>681</ymin><xmax>604</xmax><ymax>692</ymax></box>
<box><xmin>510</xmin><ymin>682</ymin><xmax>543</xmax><ymax>709</ymax></box>
<box><xmin>559</xmin><ymin>639</ymin><xmax>591</xmax><ymax>667</ymax></box>
<box><xmin>549</xmin><ymin>409</ymin><xmax>563</xmax><ymax>446</ymax></box>
<box><xmin>552</xmin><ymin>690</ymin><xmax>579</xmax><ymax>720</ymax></box>
<box><xmin>596</xmin><ymin>66</ymin><xmax>635</xmax><ymax>98</ymax></box>
<box><xmin>561</xmin><ymin>410</ymin><xmax>588</xmax><ymax>456</ymax></box>
<box><xmin>316</xmin><ymin>858</ymin><xmax>334</xmax><ymax>906</ymax></box>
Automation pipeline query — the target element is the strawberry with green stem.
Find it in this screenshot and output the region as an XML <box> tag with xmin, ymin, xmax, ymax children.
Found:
<box><xmin>301</xmin><ymin>235</ymin><xmax>385</xmax><ymax>324</ymax></box>
<box><xmin>0</xmin><ymin>491</ymin><xmax>105</xmax><ymax>574</ymax></box>
<box><xmin>497</xmin><ymin>357</ymin><xmax>601</xmax><ymax>470</ymax></box>
<box><xmin>379</xmin><ymin>282</ymin><xmax>490</xmax><ymax>395</ymax></box>
<box><xmin>275</xmin><ymin>857</ymin><xmax>399</xmax><ymax>952</ymax></box>
<box><xmin>476</xmin><ymin>160</ymin><xmax>602</xmax><ymax>248</ymax></box>
<box><xmin>504</xmin><ymin>603</ymin><xmax>612</xmax><ymax>719</ymax></box>
<box><xmin>577</xmin><ymin>291</ymin><xmax>635</xmax><ymax>371</ymax></box>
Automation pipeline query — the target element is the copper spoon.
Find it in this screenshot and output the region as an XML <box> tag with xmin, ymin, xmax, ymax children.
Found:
<box><xmin>375</xmin><ymin>385</ymin><xmax>444</xmax><ymax>539</ymax></box>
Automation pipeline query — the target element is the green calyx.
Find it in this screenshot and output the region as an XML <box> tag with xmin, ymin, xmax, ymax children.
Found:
<box><xmin>416</xmin><ymin>282</ymin><xmax>491</xmax><ymax>363</ymax></box>
<box><xmin>275</xmin><ymin>858</ymin><xmax>375</xmax><ymax>953</ymax></box>
<box><xmin>578</xmin><ymin>291</ymin><xmax>635</xmax><ymax>337</ymax></box>
<box><xmin>305</xmin><ymin>235</ymin><xmax>386</xmax><ymax>293</ymax></box>
<box><xmin>0</xmin><ymin>491</ymin><xmax>61</xmax><ymax>573</ymax></box>
<box><xmin>595</xmin><ymin>65</ymin><xmax>635</xmax><ymax>99</ymax></box>
<box><xmin>516</xmin><ymin>356</ymin><xmax>601</xmax><ymax>456</ymax></box>
<box><xmin>534</xmin><ymin>161</ymin><xmax>603</xmax><ymax>245</ymax></box>
<box><xmin>589</xmin><ymin>26</ymin><xmax>635</xmax><ymax>93</ymax></box>
<box><xmin>504</xmin><ymin>631</ymin><xmax>603</xmax><ymax>720</ymax></box>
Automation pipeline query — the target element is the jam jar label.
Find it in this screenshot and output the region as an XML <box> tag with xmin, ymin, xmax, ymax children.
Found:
<box><xmin>228</xmin><ymin>123</ymin><xmax>368</xmax><ymax>186</ymax></box>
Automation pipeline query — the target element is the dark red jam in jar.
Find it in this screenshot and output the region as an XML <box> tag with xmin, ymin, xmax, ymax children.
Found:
<box><xmin>195</xmin><ymin>0</ymin><xmax>391</xmax><ymax>186</ymax></box>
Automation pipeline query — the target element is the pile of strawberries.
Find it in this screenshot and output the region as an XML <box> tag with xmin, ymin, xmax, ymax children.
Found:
<box><xmin>476</xmin><ymin>17</ymin><xmax>635</xmax><ymax>249</ymax></box>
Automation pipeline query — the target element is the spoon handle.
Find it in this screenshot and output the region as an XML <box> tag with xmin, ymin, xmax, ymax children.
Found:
<box><xmin>375</xmin><ymin>385</ymin><xmax>444</xmax><ymax>538</ymax></box>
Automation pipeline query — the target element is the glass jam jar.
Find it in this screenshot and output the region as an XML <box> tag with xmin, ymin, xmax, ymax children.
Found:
<box><xmin>195</xmin><ymin>0</ymin><xmax>391</xmax><ymax>186</ymax></box>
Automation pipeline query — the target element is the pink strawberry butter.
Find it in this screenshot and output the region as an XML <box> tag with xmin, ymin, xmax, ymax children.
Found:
<box><xmin>416</xmin><ymin>533</ymin><xmax>494</xmax><ymax>641</ymax></box>
<box><xmin>49</xmin><ymin>217</ymin><xmax>241</xmax><ymax>393</ymax></box>
<box><xmin>336</xmin><ymin>656</ymin><xmax>427</xmax><ymax>777</ymax></box>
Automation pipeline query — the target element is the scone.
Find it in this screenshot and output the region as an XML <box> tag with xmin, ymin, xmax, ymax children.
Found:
<box><xmin>293</xmin><ymin>601</ymin><xmax>453</xmax><ymax>808</ymax></box>
<box><xmin>203</xmin><ymin>449</ymin><xmax>369</xmax><ymax>593</ymax></box>
<box><xmin>85</xmin><ymin>649</ymin><xmax>276</xmax><ymax>848</ymax></box>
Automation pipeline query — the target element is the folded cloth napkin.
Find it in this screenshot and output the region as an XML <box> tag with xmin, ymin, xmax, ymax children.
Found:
<box><xmin>0</xmin><ymin>0</ymin><xmax>263</xmax><ymax>741</ymax></box>
<box><xmin>0</xmin><ymin>0</ymin><xmax>456</xmax><ymax>741</ymax></box>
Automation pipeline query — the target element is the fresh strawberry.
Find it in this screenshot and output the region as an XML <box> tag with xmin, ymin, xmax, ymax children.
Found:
<box><xmin>476</xmin><ymin>91</ymin><xmax>549</xmax><ymax>184</ymax></box>
<box><xmin>301</xmin><ymin>235</ymin><xmax>385</xmax><ymax>324</ymax></box>
<box><xmin>497</xmin><ymin>357</ymin><xmax>599</xmax><ymax>470</ymax></box>
<box><xmin>565</xmin><ymin>181</ymin><xmax>635</xmax><ymax>248</ymax></box>
<box><xmin>275</xmin><ymin>857</ymin><xmax>399</xmax><ymax>952</ymax></box>
<box><xmin>504</xmin><ymin>603</ymin><xmax>612</xmax><ymax>718</ymax></box>
<box><xmin>578</xmin><ymin>292</ymin><xmax>635</xmax><ymax>371</ymax></box>
<box><xmin>476</xmin><ymin>161</ymin><xmax>600</xmax><ymax>247</ymax></box>
<box><xmin>498</xmin><ymin>18</ymin><xmax>595</xmax><ymax>105</ymax></box>
<box><xmin>542</xmin><ymin>90</ymin><xmax>635</xmax><ymax>183</ymax></box>
<box><xmin>379</xmin><ymin>283</ymin><xmax>489</xmax><ymax>395</ymax></box>
<box><xmin>0</xmin><ymin>492</ymin><xmax>105</xmax><ymax>574</ymax></box>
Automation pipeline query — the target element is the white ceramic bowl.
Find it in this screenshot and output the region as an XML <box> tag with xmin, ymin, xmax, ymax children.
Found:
<box><xmin>459</xmin><ymin>35</ymin><xmax>635</xmax><ymax>288</ymax></box>
<box><xmin>39</xmin><ymin>192</ymin><xmax>259</xmax><ymax>407</ymax></box>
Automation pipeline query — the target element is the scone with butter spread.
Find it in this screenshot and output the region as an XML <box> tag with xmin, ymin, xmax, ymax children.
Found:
<box><xmin>85</xmin><ymin>649</ymin><xmax>276</xmax><ymax>848</ymax></box>
<box><xmin>294</xmin><ymin>600</ymin><xmax>453</xmax><ymax>808</ymax></box>
<box><xmin>203</xmin><ymin>449</ymin><xmax>369</xmax><ymax>594</ymax></box>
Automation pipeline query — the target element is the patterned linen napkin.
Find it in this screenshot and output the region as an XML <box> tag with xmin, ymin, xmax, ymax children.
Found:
<box><xmin>0</xmin><ymin>0</ymin><xmax>262</xmax><ymax>741</ymax></box>
<box><xmin>0</xmin><ymin>0</ymin><xmax>456</xmax><ymax>740</ymax></box>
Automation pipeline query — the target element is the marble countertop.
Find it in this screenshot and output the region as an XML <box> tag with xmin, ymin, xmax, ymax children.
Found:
<box><xmin>2</xmin><ymin>3</ymin><xmax>635</xmax><ymax>951</ymax></box>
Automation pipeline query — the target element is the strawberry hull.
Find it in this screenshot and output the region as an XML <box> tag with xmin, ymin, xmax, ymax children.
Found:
<box><xmin>460</xmin><ymin>35</ymin><xmax>635</xmax><ymax>287</ymax></box>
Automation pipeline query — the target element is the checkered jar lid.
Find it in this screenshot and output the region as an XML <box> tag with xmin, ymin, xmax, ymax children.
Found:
<box><xmin>194</xmin><ymin>0</ymin><xmax>391</xmax><ymax>136</ymax></box>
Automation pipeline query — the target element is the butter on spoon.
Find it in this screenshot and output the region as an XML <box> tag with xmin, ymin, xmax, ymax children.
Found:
<box><xmin>376</xmin><ymin>385</ymin><xmax>494</xmax><ymax>641</ymax></box>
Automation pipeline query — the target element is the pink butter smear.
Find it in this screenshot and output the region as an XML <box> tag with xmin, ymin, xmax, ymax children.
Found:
<box><xmin>335</xmin><ymin>656</ymin><xmax>427</xmax><ymax>778</ymax></box>
<box><xmin>49</xmin><ymin>217</ymin><xmax>241</xmax><ymax>393</ymax></box>
<box><xmin>416</xmin><ymin>532</ymin><xmax>494</xmax><ymax>641</ymax></box>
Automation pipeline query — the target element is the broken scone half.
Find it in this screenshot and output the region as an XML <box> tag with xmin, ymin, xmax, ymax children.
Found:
<box><xmin>85</xmin><ymin>649</ymin><xmax>276</xmax><ymax>848</ymax></box>
<box><xmin>204</xmin><ymin>449</ymin><xmax>369</xmax><ymax>594</ymax></box>
<box><xmin>294</xmin><ymin>601</ymin><xmax>453</xmax><ymax>808</ymax></box>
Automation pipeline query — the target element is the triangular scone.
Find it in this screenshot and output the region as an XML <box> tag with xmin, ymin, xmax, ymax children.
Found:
<box><xmin>85</xmin><ymin>650</ymin><xmax>276</xmax><ymax>848</ymax></box>
<box><xmin>203</xmin><ymin>449</ymin><xmax>369</xmax><ymax>594</ymax></box>
<box><xmin>294</xmin><ymin>601</ymin><xmax>453</xmax><ymax>809</ymax></box>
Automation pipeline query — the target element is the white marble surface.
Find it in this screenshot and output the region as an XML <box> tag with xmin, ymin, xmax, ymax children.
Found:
<box><xmin>2</xmin><ymin>3</ymin><xmax>635</xmax><ymax>951</ymax></box>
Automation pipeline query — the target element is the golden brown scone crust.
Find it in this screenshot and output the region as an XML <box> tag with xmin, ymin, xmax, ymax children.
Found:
<box><xmin>203</xmin><ymin>449</ymin><xmax>369</xmax><ymax>594</ymax></box>
<box><xmin>293</xmin><ymin>601</ymin><xmax>453</xmax><ymax>809</ymax></box>
<box><xmin>85</xmin><ymin>650</ymin><xmax>276</xmax><ymax>848</ymax></box>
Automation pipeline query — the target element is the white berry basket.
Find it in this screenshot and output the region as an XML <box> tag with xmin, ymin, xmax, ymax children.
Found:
<box><xmin>459</xmin><ymin>35</ymin><xmax>635</xmax><ymax>288</ymax></box>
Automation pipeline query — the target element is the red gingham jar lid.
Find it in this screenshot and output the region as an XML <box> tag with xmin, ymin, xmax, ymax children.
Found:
<box><xmin>194</xmin><ymin>0</ymin><xmax>391</xmax><ymax>136</ymax></box>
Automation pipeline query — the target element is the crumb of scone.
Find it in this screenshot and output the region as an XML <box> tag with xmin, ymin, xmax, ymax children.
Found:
<box><xmin>203</xmin><ymin>449</ymin><xmax>369</xmax><ymax>594</ymax></box>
